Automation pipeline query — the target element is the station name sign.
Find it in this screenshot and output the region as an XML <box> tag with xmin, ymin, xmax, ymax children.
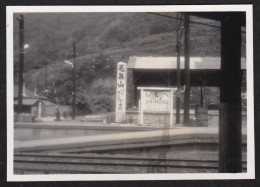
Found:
<box><xmin>143</xmin><ymin>90</ymin><xmax>170</xmax><ymax>111</ymax></box>
<box><xmin>138</xmin><ymin>87</ymin><xmax>176</xmax><ymax>126</ymax></box>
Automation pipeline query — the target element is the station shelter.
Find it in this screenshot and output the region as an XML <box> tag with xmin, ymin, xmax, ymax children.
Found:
<box><xmin>125</xmin><ymin>56</ymin><xmax>246</xmax><ymax>124</ymax></box>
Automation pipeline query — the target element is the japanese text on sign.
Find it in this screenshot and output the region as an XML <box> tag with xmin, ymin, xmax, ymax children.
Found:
<box><xmin>143</xmin><ymin>90</ymin><xmax>170</xmax><ymax>111</ymax></box>
<box><xmin>115</xmin><ymin>62</ymin><xmax>127</xmax><ymax>122</ymax></box>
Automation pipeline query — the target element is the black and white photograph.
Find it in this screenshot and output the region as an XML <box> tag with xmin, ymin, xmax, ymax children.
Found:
<box><xmin>6</xmin><ymin>5</ymin><xmax>254</xmax><ymax>181</ymax></box>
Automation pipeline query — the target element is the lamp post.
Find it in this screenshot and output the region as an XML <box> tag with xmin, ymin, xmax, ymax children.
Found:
<box><xmin>17</xmin><ymin>15</ymin><xmax>24</xmax><ymax>114</ymax></box>
<box><xmin>72</xmin><ymin>40</ymin><xmax>76</xmax><ymax>120</ymax></box>
<box><xmin>64</xmin><ymin>40</ymin><xmax>78</xmax><ymax>119</ymax></box>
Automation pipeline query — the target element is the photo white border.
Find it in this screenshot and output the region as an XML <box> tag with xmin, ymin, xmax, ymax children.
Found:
<box><xmin>6</xmin><ymin>5</ymin><xmax>254</xmax><ymax>181</ymax></box>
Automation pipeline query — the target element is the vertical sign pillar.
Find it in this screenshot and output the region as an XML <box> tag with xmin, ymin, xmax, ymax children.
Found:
<box><xmin>115</xmin><ymin>62</ymin><xmax>127</xmax><ymax>123</ymax></box>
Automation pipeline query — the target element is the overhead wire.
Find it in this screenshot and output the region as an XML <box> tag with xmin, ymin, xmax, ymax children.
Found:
<box><xmin>147</xmin><ymin>12</ymin><xmax>246</xmax><ymax>34</ymax></box>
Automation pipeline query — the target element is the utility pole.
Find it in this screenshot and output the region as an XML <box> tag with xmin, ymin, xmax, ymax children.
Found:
<box><xmin>45</xmin><ymin>65</ymin><xmax>48</xmax><ymax>91</ymax></box>
<box><xmin>17</xmin><ymin>15</ymin><xmax>24</xmax><ymax>114</ymax></box>
<box><xmin>176</xmin><ymin>13</ymin><xmax>181</xmax><ymax>124</ymax></box>
<box><xmin>72</xmin><ymin>40</ymin><xmax>76</xmax><ymax>120</ymax></box>
<box><xmin>183</xmin><ymin>13</ymin><xmax>190</xmax><ymax>126</ymax></box>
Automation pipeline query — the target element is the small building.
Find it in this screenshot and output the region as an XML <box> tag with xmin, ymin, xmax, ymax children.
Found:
<box><xmin>14</xmin><ymin>84</ymin><xmax>57</xmax><ymax>117</ymax></box>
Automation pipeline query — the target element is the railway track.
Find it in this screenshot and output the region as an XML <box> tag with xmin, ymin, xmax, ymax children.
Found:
<box><xmin>14</xmin><ymin>153</ymin><xmax>247</xmax><ymax>174</ymax></box>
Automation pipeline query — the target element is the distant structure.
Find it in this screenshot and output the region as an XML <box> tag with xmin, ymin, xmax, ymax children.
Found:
<box><xmin>14</xmin><ymin>84</ymin><xmax>47</xmax><ymax>116</ymax></box>
<box><xmin>13</xmin><ymin>84</ymin><xmax>71</xmax><ymax>117</ymax></box>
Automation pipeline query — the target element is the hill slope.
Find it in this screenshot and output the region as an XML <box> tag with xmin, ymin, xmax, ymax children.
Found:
<box><xmin>12</xmin><ymin>12</ymin><xmax>245</xmax><ymax>114</ymax></box>
<box><xmin>13</xmin><ymin>13</ymin><xmax>227</xmax><ymax>70</ymax></box>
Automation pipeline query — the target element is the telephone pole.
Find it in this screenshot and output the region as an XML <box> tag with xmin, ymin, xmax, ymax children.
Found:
<box><xmin>72</xmin><ymin>40</ymin><xmax>76</xmax><ymax>120</ymax></box>
<box><xmin>183</xmin><ymin>13</ymin><xmax>190</xmax><ymax>126</ymax></box>
<box><xmin>17</xmin><ymin>15</ymin><xmax>24</xmax><ymax>114</ymax></box>
<box><xmin>176</xmin><ymin>13</ymin><xmax>181</xmax><ymax>124</ymax></box>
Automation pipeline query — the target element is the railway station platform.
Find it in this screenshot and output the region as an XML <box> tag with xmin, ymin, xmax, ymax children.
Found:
<box><xmin>13</xmin><ymin>121</ymin><xmax>247</xmax><ymax>174</ymax></box>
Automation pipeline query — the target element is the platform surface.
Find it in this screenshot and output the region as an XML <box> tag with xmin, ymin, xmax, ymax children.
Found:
<box><xmin>14</xmin><ymin>123</ymin><xmax>247</xmax><ymax>152</ymax></box>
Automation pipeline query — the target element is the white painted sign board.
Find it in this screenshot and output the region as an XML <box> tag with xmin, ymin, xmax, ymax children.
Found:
<box><xmin>138</xmin><ymin>87</ymin><xmax>176</xmax><ymax>126</ymax></box>
<box><xmin>115</xmin><ymin>62</ymin><xmax>127</xmax><ymax>122</ymax></box>
<box><xmin>143</xmin><ymin>90</ymin><xmax>171</xmax><ymax>111</ymax></box>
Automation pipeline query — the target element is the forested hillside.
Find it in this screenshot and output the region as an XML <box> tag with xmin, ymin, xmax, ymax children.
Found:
<box><xmin>13</xmin><ymin>12</ymin><xmax>246</xmax><ymax>114</ymax></box>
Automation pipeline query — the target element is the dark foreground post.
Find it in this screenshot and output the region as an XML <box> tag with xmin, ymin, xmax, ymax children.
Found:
<box><xmin>17</xmin><ymin>15</ymin><xmax>24</xmax><ymax>114</ymax></box>
<box><xmin>219</xmin><ymin>13</ymin><xmax>242</xmax><ymax>172</ymax></box>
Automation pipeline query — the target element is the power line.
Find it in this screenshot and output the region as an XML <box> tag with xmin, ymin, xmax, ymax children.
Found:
<box><xmin>147</xmin><ymin>12</ymin><xmax>221</xmax><ymax>29</ymax></box>
<box><xmin>147</xmin><ymin>12</ymin><xmax>246</xmax><ymax>33</ymax></box>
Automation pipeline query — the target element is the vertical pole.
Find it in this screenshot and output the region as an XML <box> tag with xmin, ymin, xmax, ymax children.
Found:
<box><xmin>130</xmin><ymin>70</ymin><xmax>135</xmax><ymax>108</ymax></box>
<box><xmin>176</xmin><ymin>14</ymin><xmax>181</xmax><ymax>124</ymax></box>
<box><xmin>45</xmin><ymin>65</ymin><xmax>47</xmax><ymax>90</ymax></box>
<box><xmin>38</xmin><ymin>102</ymin><xmax>42</xmax><ymax>120</ymax></box>
<box><xmin>183</xmin><ymin>13</ymin><xmax>190</xmax><ymax>126</ymax></box>
<box><xmin>219</xmin><ymin>13</ymin><xmax>242</xmax><ymax>173</ymax></box>
<box><xmin>22</xmin><ymin>83</ymin><xmax>26</xmax><ymax>96</ymax></box>
<box><xmin>203</xmin><ymin>83</ymin><xmax>206</xmax><ymax>107</ymax></box>
<box><xmin>200</xmin><ymin>84</ymin><xmax>203</xmax><ymax>106</ymax></box>
<box><xmin>170</xmin><ymin>89</ymin><xmax>173</xmax><ymax>126</ymax></box>
<box><xmin>72</xmin><ymin>40</ymin><xmax>76</xmax><ymax>120</ymax></box>
<box><xmin>138</xmin><ymin>99</ymin><xmax>141</xmax><ymax>124</ymax></box>
<box><xmin>17</xmin><ymin>15</ymin><xmax>24</xmax><ymax>114</ymax></box>
<box><xmin>140</xmin><ymin>89</ymin><xmax>144</xmax><ymax>125</ymax></box>
<box><xmin>200</xmin><ymin>80</ymin><xmax>206</xmax><ymax>107</ymax></box>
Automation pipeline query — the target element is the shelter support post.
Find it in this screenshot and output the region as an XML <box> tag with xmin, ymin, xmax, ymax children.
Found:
<box><xmin>170</xmin><ymin>89</ymin><xmax>173</xmax><ymax>126</ymax></box>
<box><xmin>219</xmin><ymin>13</ymin><xmax>242</xmax><ymax>173</ymax></box>
<box><xmin>200</xmin><ymin>80</ymin><xmax>206</xmax><ymax>107</ymax></box>
<box><xmin>176</xmin><ymin>36</ymin><xmax>181</xmax><ymax>124</ymax></box>
<box><xmin>140</xmin><ymin>89</ymin><xmax>144</xmax><ymax>125</ymax></box>
<box><xmin>183</xmin><ymin>13</ymin><xmax>190</xmax><ymax>126</ymax></box>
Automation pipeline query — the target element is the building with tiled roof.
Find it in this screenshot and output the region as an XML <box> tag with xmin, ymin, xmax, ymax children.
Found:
<box><xmin>14</xmin><ymin>84</ymin><xmax>56</xmax><ymax>117</ymax></box>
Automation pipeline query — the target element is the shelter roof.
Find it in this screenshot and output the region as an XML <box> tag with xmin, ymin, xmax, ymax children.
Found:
<box><xmin>43</xmin><ymin>100</ymin><xmax>56</xmax><ymax>106</ymax></box>
<box><xmin>127</xmin><ymin>56</ymin><xmax>246</xmax><ymax>70</ymax></box>
<box><xmin>14</xmin><ymin>98</ymin><xmax>39</xmax><ymax>106</ymax></box>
